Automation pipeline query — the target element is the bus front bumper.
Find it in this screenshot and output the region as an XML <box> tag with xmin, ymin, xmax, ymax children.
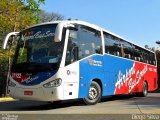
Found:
<box><xmin>8</xmin><ymin>86</ymin><xmax>62</xmax><ymax>101</ymax></box>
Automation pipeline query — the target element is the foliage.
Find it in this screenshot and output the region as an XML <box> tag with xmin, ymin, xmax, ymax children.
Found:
<box><xmin>38</xmin><ymin>11</ymin><xmax>64</xmax><ymax>23</ymax></box>
<box><xmin>21</xmin><ymin>0</ymin><xmax>45</xmax><ymax>22</ymax></box>
<box><xmin>0</xmin><ymin>0</ymin><xmax>42</xmax><ymax>45</ymax></box>
<box><xmin>156</xmin><ymin>41</ymin><xmax>160</xmax><ymax>45</ymax></box>
<box><xmin>22</xmin><ymin>0</ymin><xmax>45</xmax><ymax>11</ymax></box>
<box><xmin>144</xmin><ymin>45</ymin><xmax>155</xmax><ymax>52</ymax></box>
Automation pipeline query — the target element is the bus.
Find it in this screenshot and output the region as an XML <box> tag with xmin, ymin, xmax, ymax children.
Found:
<box><xmin>2</xmin><ymin>20</ymin><xmax>158</xmax><ymax>105</ymax></box>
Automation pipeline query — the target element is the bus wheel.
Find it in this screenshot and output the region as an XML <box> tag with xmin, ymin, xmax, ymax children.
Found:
<box><xmin>83</xmin><ymin>81</ymin><xmax>101</xmax><ymax>105</ymax></box>
<box><xmin>138</xmin><ymin>81</ymin><xmax>148</xmax><ymax>97</ymax></box>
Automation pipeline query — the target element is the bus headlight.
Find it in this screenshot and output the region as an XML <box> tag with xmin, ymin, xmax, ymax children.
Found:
<box><xmin>43</xmin><ymin>78</ymin><xmax>62</xmax><ymax>88</ymax></box>
<box><xmin>8</xmin><ymin>80</ymin><xmax>16</xmax><ymax>87</ymax></box>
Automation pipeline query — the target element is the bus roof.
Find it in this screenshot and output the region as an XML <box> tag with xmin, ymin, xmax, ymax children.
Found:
<box><xmin>23</xmin><ymin>20</ymin><xmax>155</xmax><ymax>54</ymax></box>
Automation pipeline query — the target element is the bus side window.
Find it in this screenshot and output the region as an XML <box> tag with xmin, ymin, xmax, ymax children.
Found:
<box><xmin>118</xmin><ymin>39</ymin><xmax>133</xmax><ymax>60</ymax></box>
<box><xmin>65</xmin><ymin>30</ymin><xmax>78</xmax><ymax>66</ymax></box>
<box><xmin>65</xmin><ymin>25</ymin><xmax>102</xmax><ymax>66</ymax></box>
<box><xmin>104</xmin><ymin>33</ymin><xmax>121</xmax><ymax>57</ymax></box>
<box><xmin>150</xmin><ymin>52</ymin><xmax>156</xmax><ymax>65</ymax></box>
<box><xmin>124</xmin><ymin>54</ymin><xmax>131</xmax><ymax>59</ymax></box>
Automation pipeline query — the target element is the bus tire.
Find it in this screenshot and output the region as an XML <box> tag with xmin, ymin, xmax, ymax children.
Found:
<box><xmin>138</xmin><ymin>81</ymin><xmax>148</xmax><ymax>97</ymax></box>
<box><xmin>83</xmin><ymin>81</ymin><xmax>101</xmax><ymax>105</ymax></box>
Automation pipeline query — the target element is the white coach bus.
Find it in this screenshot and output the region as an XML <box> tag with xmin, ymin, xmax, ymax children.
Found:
<box><xmin>3</xmin><ymin>20</ymin><xmax>157</xmax><ymax>105</ymax></box>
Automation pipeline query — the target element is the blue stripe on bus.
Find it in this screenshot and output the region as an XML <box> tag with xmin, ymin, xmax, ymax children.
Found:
<box><xmin>78</xmin><ymin>54</ymin><xmax>134</xmax><ymax>98</ymax></box>
<box><xmin>21</xmin><ymin>70</ymin><xmax>57</xmax><ymax>85</ymax></box>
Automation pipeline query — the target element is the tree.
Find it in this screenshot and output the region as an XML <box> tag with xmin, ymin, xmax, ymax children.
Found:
<box><xmin>144</xmin><ymin>45</ymin><xmax>155</xmax><ymax>52</ymax></box>
<box><xmin>21</xmin><ymin>0</ymin><xmax>45</xmax><ymax>22</ymax></box>
<box><xmin>144</xmin><ymin>45</ymin><xmax>149</xmax><ymax>49</ymax></box>
<box><xmin>22</xmin><ymin>0</ymin><xmax>45</xmax><ymax>11</ymax></box>
<box><xmin>0</xmin><ymin>0</ymin><xmax>44</xmax><ymax>45</ymax></box>
<box><xmin>38</xmin><ymin>11</ymin><xmax>64</xmax><ymax>23</ymax></box>
<box><xmin>156</xmin><ymin>41</ymin><xmax>160</xmax><ymax>45</ymax></box>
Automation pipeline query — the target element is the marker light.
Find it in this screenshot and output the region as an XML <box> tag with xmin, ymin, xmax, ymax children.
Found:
<box><xmin>43</xmin><ymin>78</ymin><xmax>62</xmax><ymax>88</ymax></box>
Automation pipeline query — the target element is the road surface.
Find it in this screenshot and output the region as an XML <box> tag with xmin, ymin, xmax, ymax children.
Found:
<box><xmin>0</xmin><ymin>93</ymin><xmax>160</xmax><ymax>120</ymax></box>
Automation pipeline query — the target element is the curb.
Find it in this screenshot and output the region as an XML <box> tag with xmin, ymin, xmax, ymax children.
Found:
<box><xmin>0</xmin><ymin>97</ymin><xmax>15</xmax><ymax>102</ymax></box>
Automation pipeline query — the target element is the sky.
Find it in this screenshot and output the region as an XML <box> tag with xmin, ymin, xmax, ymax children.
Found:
<box><xmin>40</xmin><ymin>0</ymin><xmax>160</xmax><ymax>48</ymax></box>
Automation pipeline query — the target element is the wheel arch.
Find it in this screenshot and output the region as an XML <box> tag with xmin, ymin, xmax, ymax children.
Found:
<box><xmin>92</xmin><ymin>78</ymin><xmax>103</xmax><ymax>95</ymax></box>
<box><xmin>144</xmin><ymin>80</ymin><xmax>148</xmax><ymax>89</ymax></box>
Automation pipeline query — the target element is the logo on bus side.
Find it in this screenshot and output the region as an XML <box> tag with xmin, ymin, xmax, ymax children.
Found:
<box><xmin>21</xmin><ymin>76</ymin><xmax>39</xmax><ymax>84</ymax></box>
<box><xmin>67</xmin><ymin>70</ymin><xmax>77</xmax><ymax>75</ymax></box>
<box><xmin>24</xmin><ymin>30</ymin><xmax>55</xmax><ymax>40</ymax></box>
<box><xmin>115</xmin><ymin>63</ymin><xmax>148</xmax><ymax>93</ymax></box>
<box><xmin>88</xmin><ymin>59</ymin><xmax>102</xmax><ymax>67</ymax></box>
<box><xmin>149</xmin><ymin>67</ymin><xmax>157</xmax><ymax>72</ymax></box>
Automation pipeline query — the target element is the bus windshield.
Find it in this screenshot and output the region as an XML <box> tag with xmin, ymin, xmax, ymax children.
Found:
<box><xmin>11</xmin><ymin>24</ymin><xmax>64</xmax><ymax>73</ymax></box>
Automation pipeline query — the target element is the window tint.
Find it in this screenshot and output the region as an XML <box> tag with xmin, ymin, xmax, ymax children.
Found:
<box><xmin>104</xmin><ymin>33</ymin><xmax>121</xmax><ymax>56</ymax></box>
<box><xmin>65</xmin><ymin>25</ymin><xmax>102</xmax><ymax>66</ymax></box>
<box><xmin>132</xmin><ymin>46</ymin><xmax>143</xmax><ymax>62</ymax></box>
<box><xmin>121</xmin><ymin>40</ymin><xmax>134</xmax><ymax>59</ymax></box>
<box><xmin>133</xmin><ymin>46</ymin><xmax>156</xmax><ymax>65</ymax></box>
<box><xmin>149</xmin><ymin>52</ymin><xmax>156</xmax><ymax>65</ymax></box>
<box><xmin>103</xmin><ymin>31</ymin><xmax>156</xmax><ymax>65</ymax></box>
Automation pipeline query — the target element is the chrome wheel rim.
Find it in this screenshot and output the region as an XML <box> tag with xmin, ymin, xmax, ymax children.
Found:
<box><xmin>144</xmin><ymin>83</ymin><xmax>147</xmax><ymax>95</ymax></box>
<box><xmin>89</xmin><ymin>87</ymin><xmax>98</xmax><ymax>100</ymax></box>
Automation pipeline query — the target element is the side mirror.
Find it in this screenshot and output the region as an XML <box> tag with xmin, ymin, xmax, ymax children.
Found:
<box><xmin>54</xmin><ymin>23</ymin><xmax>65</xmax><ymax>42</ymax></box>
<box><xmin>54</xmin><ymin>22</ymin><xmax>76</xmax><ymax>42</ymax></box>
<box><xmin>2</xmin><ymin>32</ymin><xmax>19</xmax><ymax>49</ymax></box>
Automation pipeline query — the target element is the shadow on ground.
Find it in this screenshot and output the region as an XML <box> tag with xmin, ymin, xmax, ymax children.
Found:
<box><xmin>149</xmin><ymin>88</ymin><xmax>160</xmax><ymax>93</ymax></box>
<box><xmin>0</xmin><ymin>93</ymin><xmax>159</xmax><ymax>111</ymax></box>
<box><xmin>0</xmin><ymin>95</ymin><xmax>134</xmax><ymax>111</ymax></box>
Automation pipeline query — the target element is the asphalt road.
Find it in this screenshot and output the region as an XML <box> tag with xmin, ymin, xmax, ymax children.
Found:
<box><xmin>0</xmin><ymin>93</ymin><xmax>160</xmax><ymax>120</ymax></box>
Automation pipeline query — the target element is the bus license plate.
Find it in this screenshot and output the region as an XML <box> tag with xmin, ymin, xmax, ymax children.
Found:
<box><xmin>24</xmin><ymin>91</ymin><xmax>33</xmax><ymax>95</ymax></box>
